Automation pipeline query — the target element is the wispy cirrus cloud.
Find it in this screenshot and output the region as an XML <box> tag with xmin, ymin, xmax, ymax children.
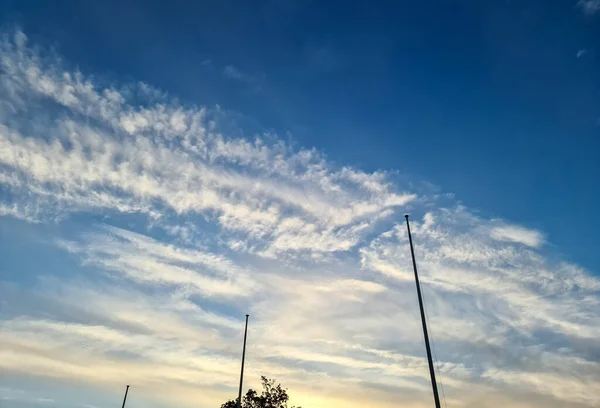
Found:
<box><xmin>0</xmin><ymin>29</ymin><xmax>599</xmax><ymax>408</ymax></box>
<box><xmin>222</xmin><ymin>64</ymin><xmax>265</xmax><ymax>91</ymax></box>
<box><xmin>489</xmin><ymin>224</ymin><xmax>545</xmax><ymax>248</ymax></box>
<box><xmin>223</xmin><ymin>65</ymin><xmax>253</xmax><ymax>83</ymax></box>
<box><xmin>58</xmin><ymin>226</ymin><xmax>254</xmax><ymax>297</ymax></box>
<box><xmin>578</xmin><ymin>0</ymin><xmax>600</xmax><ymax>15</ymax></box>
<box><xmin>0</xmin><ymin>30</ymin><xmax>413</xmax><ymax>258</ymax></box>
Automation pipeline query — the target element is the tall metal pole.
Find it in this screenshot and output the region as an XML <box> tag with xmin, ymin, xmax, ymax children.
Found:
<box><xmin>237</xmin><ymin>314</ymin><xmax>249</xmax><ymax>408</ymax></box>
<box><xmin>405</xmin><ymin>215</ymin><xmax>441</xmax><ymax>408</ymax></box>
<box><xmin>121</xmin><ymin>385</ymin><xmax>130</xmax><ymax>408</ymax></box>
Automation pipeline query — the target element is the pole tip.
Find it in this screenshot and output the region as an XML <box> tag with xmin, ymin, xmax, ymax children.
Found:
<box><xmin>246</xmin><ymin>314</ymin><xmax>249</xmax><ymax>317</ymax></box>
<box><xmin>404</xmin><ymin>214</ymin><xmax>409</xmax><ymax>219</ymax></box>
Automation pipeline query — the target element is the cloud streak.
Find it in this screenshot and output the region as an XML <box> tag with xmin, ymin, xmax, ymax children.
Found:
<box><xmin>223</xmin><ymin>65</ymin><xmax>253</xmax><ymax>83</ymax></box>
<box><xmin>489</xmin><ymin>224</ymin><xmax>544</xmax><ymax>248</ymax></box>
<box><xmin>578</xmin><ymin>0</ymin><xmax>600</xmax><ymax>15</ymax></box>
<box><xmin>0</xmin><ymin>30</ymin><xmax>414</xmax><ymax>259</ymax></box>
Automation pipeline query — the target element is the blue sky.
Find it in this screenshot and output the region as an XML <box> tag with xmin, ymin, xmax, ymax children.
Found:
<box><xmin>0</xmin><ymin>1</ymin><xmax>599</xmax><ymax>408</ymax></box>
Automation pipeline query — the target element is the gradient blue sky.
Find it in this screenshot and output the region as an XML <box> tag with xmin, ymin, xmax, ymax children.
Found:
<box><xmin>0</xmin><ymin>1</ymin><xmax>599</xmax><ymax>408</ymax></box>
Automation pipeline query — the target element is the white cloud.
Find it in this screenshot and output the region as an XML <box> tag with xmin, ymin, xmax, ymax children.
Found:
<box><xmin>222</xmin><ymin>65</ymin><xmax>262</xmax><ymax>88</ymax></box>
<box><xmin>58</xmin><ymin>225</ymin><xmax>254</xmax><ymax>297</ymax></box>
<box><xmin>490</xmin><ymin>224</ymin><xmax>544</xmax><ymax>248</ymax></box>
<box><xmin>483</xmin><ymin>367</ymin><xmax>600</xmax><ymax>406</ymax></box>
<box><xmin>361</xmin><ymin>211</ymin><xmax>600</xmax><ymax>341</ymax></box>
<box><xmin>359</xmin><ymin>223</ymin><xmax>600</xmax><ymax>404</ymax></box>
<box><xmin>0</xmin><ymin>387</ymin><xmax>56</xmax><ymax>406</ymax></box>
<box><xmin>578</xmin><ymin>0</ymin><xmax>600</xmax><ymax>15</ymax></box>
<box><xmin>223</xmin><ymin>65</ymin><xmax>250</xmax><ymax>82</ymax></box>
<box><xmin>0</xmin><ymin>203</ymin><xmax>40</xmax><ymax>222</ymax></box>
<box><xmin>0</xmin><ymin>31</ymin><xmax>415</xmax><ymax>257</ymax></box>
<box><xmin>35</xmin><ymin>398</ymin><xmax>55</xmax><ymax>404</ymax></box>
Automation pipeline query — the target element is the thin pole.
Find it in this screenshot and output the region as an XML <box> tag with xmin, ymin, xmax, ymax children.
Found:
<box><xmin>237</xmin><ymin>314</ymin><xmax>249</xmax><ymax>408</ymax></box>
<box><xmin>121</xmin><ymin>385</ymin><xmax>130</xmax><ymax>408</ymax></box>
<box><xmin>405</xmin><ymin>215</ymin><xmax>441</xmax><ymax>408</ymax></box>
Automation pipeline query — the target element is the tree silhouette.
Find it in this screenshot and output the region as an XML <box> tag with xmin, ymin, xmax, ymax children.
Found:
<box><xmin>220</xmin><ymin>377</ymin><xmax>301</xmax><ymax>408</ymax></box>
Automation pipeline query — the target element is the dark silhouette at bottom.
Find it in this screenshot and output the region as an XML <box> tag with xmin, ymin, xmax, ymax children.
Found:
<box><xmin>221</xmin><ymin>377</ymin><xmax>301</xmax><ymax>408</ymax></box>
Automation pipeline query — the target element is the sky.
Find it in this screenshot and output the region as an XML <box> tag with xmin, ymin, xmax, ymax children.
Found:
<box><xmin>0</xmin><ymin>1</ymin><xmax>599</xmax><ymax>408</ymax></box>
